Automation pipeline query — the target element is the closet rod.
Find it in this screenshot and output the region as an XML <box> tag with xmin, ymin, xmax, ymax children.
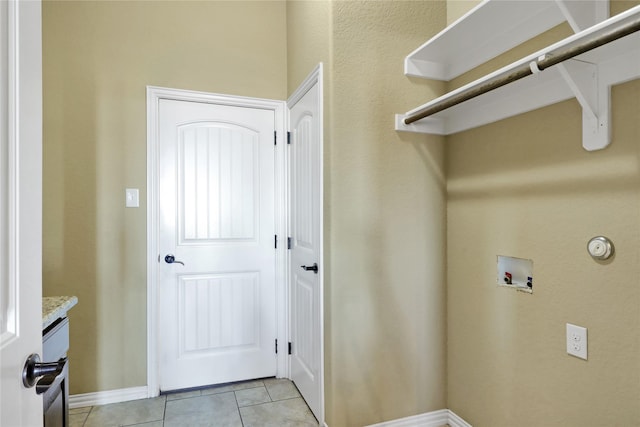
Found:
<box><xmin>404</xmin><ymin>10</ymin><xmax>640</xmax><ymax>125</ymax></box>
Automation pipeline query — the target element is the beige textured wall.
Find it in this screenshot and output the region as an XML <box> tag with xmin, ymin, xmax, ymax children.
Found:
<box><xmin>330</xmin><ymin>2</ymin><xmax>448</xmax><ymax>424</ymax></box>
<box><xmin>446</xmin><ymin>1</ymin><xmax>640</xmax><ymax>426</ymax></box>
<box><xmin>42</xmin><ymin>0</ymin><xmax>287</xmax><ymax>394</ymax></box>
<box><xmin>287</xmin><ymin>0</ymin><xmax>331</xmax><ymax>93</ymax></box>
<box><xmin>446</xmin><ymin>0</ymin><xmax>480</xmax><ymax>25</ymax></box>
<box><xmin>289</xmin><ymin>1</ymin><xmax>448</xmax><ymax>425</ymax></box>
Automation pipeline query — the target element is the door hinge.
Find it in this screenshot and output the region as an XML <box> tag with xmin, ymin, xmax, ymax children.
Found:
<box><xmin>287</xmin><ymin>237</ymin><xmax>292</xmax><ymax>250</ymax></box>
<box><xmin>288</xmin><ymin>342</ymin><xmax>292</xmax><ymax>355</ymax></box>
<box><xmin>287</xmin><ymin>131</ymin><xmax>291</xmax><ymax>145</ymax></box>
<box><xmin>275</xmin><ymin>339</ymin><xmax>278</xmax><ymax>354</ymax></box>
<box><xmin>274</xmin><ymin>131</ymin><xmax>277</xmax><ymax>146</ymax></box>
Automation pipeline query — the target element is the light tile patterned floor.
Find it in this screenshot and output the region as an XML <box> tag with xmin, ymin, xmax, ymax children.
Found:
<box><xmin>70</xmin><ymin>378</ymin><xmax>318</xmax><ymax>427</ymax></box>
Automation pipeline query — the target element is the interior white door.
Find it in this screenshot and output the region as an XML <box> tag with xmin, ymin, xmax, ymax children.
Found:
<box><xmin>158</xmin><ymin>98</ymin><xmax>277</xmax><ymax>391</ymax></box>
<box><xmin>0</xmin><ymin>0</ymin><xmax>44</xmax><ymax>424</ymax></box>
<box><xmin>288</xmin><ymin>66</ymin><xmax>323</xmax><ymax>422</ymax></box>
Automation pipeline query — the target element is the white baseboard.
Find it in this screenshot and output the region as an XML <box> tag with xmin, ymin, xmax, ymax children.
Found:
<box><xmin>69</xmin><ymin>386</ymin><xmax>149</xmax><ymax>409</ymax></box>
<box><xmin>447</xmin><ymin>410</ymin><xmax>473</xmax><ymax>427</ymax></box>
<box><xmin>366</xmin><ymin>409</ymin><xmax>471</xmax><ymax>427</ymax></box>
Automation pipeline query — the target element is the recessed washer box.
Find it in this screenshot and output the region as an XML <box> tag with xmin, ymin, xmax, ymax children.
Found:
<box><xmin>497</xmin><ymin>255</ymin><xmax>533</xmax><ymax>293</ymax></box>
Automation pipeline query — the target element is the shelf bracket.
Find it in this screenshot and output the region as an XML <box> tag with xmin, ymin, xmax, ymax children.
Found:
<box><xmin>556</xmin><ymin>59</ymin><xmax>610</xmax><ymax>151</ymax></box>
<box><xmin>395</xmin><ymin>114</ymin><xmax>445</xmax><ymax>135</ymax></box>
<box><xmin>554</xmin><ymin>0</ymin><xmax>609</xmax><ymax>33</ymax></box>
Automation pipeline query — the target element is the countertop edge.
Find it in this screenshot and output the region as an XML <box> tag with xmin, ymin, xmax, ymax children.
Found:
<box><xmin>43</xmin><ymin>296</ymin><xmax>78</xmax><ymax>330</ymax></box>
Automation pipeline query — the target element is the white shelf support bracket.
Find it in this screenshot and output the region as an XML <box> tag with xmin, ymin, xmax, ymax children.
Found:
<box><xmin>554</xmin><ymin>0</ymin><xmax>609</xmax><ymax>33</ymax></box>
<box><xmin>556</xmin><ymin>59</ymin><xmax>610</xmax><ymax>151</ymax></box>
<box><xmin>405</xmin><ymin>58</ymin><xmax>444</xmax><ymax>80</ymax></box>
<box><xmin>395</xmin><ymin>114</ymin><xmax>445</xmax><ymax>135</ymax></box>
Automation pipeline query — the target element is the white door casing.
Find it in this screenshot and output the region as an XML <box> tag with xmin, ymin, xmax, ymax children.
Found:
<box><xmin>147</xmin><ymin>88</ymin><xmax>287</xmax><ymax>394</ymax></box>
<box><xmin>0</xmin><ymin>0</ymin><xmax>43</xmax><ymax>425</ymax></box>
<box><xmin>288</xmin><ymin>64</ymin><xmax>324</xmax><ymax>424</ymax></box>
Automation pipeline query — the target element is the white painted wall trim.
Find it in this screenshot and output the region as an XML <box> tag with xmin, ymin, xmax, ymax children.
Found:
<box><xmin>447</xmin><ymin>410</ymin><xmax>473</xmax><ymax>427</ymax></box>
<box><xmin>146</xmin><ymin>86</ymin><xmax>287</xmax><ymax>397</ymax></box>
<box><xmin>365</xmin><ymin>409</ymin><xmax>472</xmax><ymax>427</ymax></box>
<box><xmin>69</xmin><ymin>387</ymin><xmax>149</xmax><ymax>409</ymax></box>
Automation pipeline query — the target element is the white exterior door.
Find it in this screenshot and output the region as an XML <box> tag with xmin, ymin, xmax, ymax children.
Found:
<box><xmin>0</xmin><ymin>0</ymin><xmax>43</xmax><ymax>425</ymax></box>
<box><xmin>157</xmin><ymin>98</ymin><xmax>277</xmax><ymax>391</ymax></box>
<box><xmin>288</xmin><ymin>65</ymin><xmax>323</xmax><ymax>423</ymax></box>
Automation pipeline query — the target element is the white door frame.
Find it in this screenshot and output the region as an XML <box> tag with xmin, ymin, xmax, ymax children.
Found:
<box><xmin>146</xmin><ymin>86</ymin><xmax>288</xmax><ymax>396</ymax></box>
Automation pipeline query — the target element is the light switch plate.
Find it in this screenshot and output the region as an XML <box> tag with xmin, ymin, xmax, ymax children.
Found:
<box><xmin>566</xmin><ymin>323</ymin><xmax>587</xmax><ymax>360</ymax></box>
<box><xmin>125</xmin><ymin>188</ymin><xmax>139</xmax><ymax>208</ymax></box>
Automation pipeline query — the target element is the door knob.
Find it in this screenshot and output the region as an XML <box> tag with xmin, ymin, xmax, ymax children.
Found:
<box><xmin>22</xmin><ymin>353</ymin><xmax>66</xmax><ymax>388</ymax></box>
<box><xmin>164</xmin><ymin>254</ymin><xmax>185</xmax><ymax>266</ymax></box>
<box><xmin>300</xmin><ymin>263</ymin><xmax>318</xmax><ymax>274</ymax></box>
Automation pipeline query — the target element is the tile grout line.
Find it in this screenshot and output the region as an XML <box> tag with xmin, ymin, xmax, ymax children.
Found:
<box><xmin>167</xmin><ymin>383</ymin><xmax>265</xmax><ymax>400</ymax></box>
<box><xmin>264</xmin><ymin>383</ymin><xmax>274</xmax><ymax>402</ymax></box>
<box><xmin>163</xmin><ymin>395</ymin><xmax>168</xmax><ymax>426</ymax></box>
<box><xmin>233</xmin><ymin>388</ymin><xmax>246</xmax><ymax>427</ymax></box>
<box><xmin>81</xmin><ymin>405</ymin><xmax>93</xmax><ymax>427</ymax></box>
<box><xmin>239</xmin><ymin>395</ymin><xmax>303</xmax><ymax>409</ymax></box>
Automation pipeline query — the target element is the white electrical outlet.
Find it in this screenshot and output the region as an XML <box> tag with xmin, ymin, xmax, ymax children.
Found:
<box><xmin>566</xmin><ymin>323</ymin><xmax>587</xmax><ymax>360</ymax></box>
